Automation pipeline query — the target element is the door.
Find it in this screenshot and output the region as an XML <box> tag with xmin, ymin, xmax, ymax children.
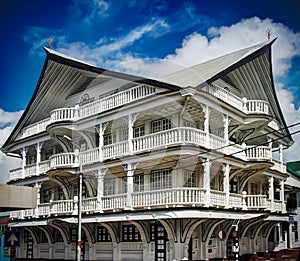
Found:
<box><xmin>25</xmin><ymin>230</ymin><xmax>33</xmax><ymax>259</ymax></box>
<box><xmin>154</xmin><ymin>223</ymin><xmax>168</xmax><ymax>261</ymax></box>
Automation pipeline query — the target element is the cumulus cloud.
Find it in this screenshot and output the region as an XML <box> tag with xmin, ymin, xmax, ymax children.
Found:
<box><xmin>0</xmin><ymin>109</ymin><xmax>23</xmax><ymax>184</ymax></box>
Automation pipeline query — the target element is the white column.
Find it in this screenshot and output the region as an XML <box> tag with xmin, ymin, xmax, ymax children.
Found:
<box><xmin>36</xmin><ymin>142</ymin><xmax>42</xmax><ymax>175</ymax></box>
<box><xmin>22</xmin><ymin>147</ymin><xmax>27</xmax><ymax>178</ymax></box>
<box><xmin>280</xmin><ymin>179</ymin><xmax>286</xmax><ymax>213</ymax></box>
<box><xmin>34</xmin><ymin>183</ymin><xmax>41</xmax><ymax>218</ymax></box>
<box><xmin>203</xmin><ymin>159</ymin><xmax>211</xmax><ymax>207</ymax></box>
<box><xmin>224</xmin><ymin>164</ymin><xmax>231</xmax><ymax>208</ymax></box>
<box><xmin>97</xmin><ymin>168</ymin><xmax>105</xmax><ymax>213</ymax></box>
<box><xmin>223</xmin><ymin>114</ymin><xmax>229</xmax><ymax>141</ymax></box>
<box><xmin>268</xmin><ymin>138</ymin><xmax>273</xmax><ymax>161</ymax></box>
<box><xmin>204</xmin><ymin>105</ymin><xmax>211</xmax><ymax>148</ymax></box>
<box><xmin>125</xmin><ymin>163</ymin><xmax>136</xmax><ymax>209</ymax></box>
<box><xmin>98</xmin><ymin>122</ymin><xmax>108</xmax><ymax>162</ymax></box>
<box><xmin>268</xmin><ymin>176</ymin><xmax>274</xmax><ymax>212</ymax></box>
<box><xmin>128</xmin><ymin>114</ymin><xmax>137</xmax><ymax>154</ymax></box>
<box><xmin>279</xmin><ymin>143</ymin><xmax>284</xmax><ymax>171</ymax></box>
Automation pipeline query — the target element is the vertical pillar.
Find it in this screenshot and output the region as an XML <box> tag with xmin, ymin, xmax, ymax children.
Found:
<box><xmin>268</xmin><ymin>138</ymin><xmax>273</xmax><ymax>161</ymax></box>
<box><xmin>224</xmin><ymin>164</ymin><xmax>231</xmax><ymax>208</ymax></box>
<box><xmin>280</xmin><ymin>179</ymin><xmax>286</xmax><ymax>213</ymax></box>
<box><xmin>34</xmin><ymin>183</ymin><xmax>41</xmax><ymax>218</ymax></box>
<box><xmin>98</xmin><ymin>122</ymin><xmax>108</xmax><ymax>162</ymax></box>
<box><xmin>203</xmin><ymin>159</ymin><xmax>211</xmax><ymax>207</ymax></box>
<box><xmin>22</xmin><ymin>147</ymin><xmax>27</xmax><ymax>178</ymax></box>
<box><xmin>223</xmin><ymin>114</ymin><xmax>230</xmax><ymax>141</ymax></box>
<box><xmin>124</xmin><ymin>113</ymin><xmax>137</xmax><ymax>154</ymax></box>
<box><xmin>97</xmin><ymin>168</ymin><xmax>106</xmax><ymax>213</ymax></box>
<box><xmin>36</xmin><ymin>142</ymin><xmax>42</xmax><ymax>175</ymax></box>
<box><xmin>125</xmin><ymin>162</ymin><xmax>136</xmax><ymax>209</ymax></box>
<box><xmin>279</xmin><ymin>143</ymin><xmax>283</xmax><ymax>172</ymax></box>
<box><xmin>268</xmin><ymin>176</ymin><xmax>274</xmax><ymax>212</ymax></box>
<box><xmin>204</xmin><ymin>105</ymin><xmax>211</xmax><ymax>148</ymax></box>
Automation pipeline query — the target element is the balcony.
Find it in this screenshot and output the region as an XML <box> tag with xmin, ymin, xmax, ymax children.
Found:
<box><xmin>9</xmin><ymin>127</ymin><xmax>275</xmax><ymax>181</ymax></box>
<box><xmin>19</xmin><ymin>83</ymin><xmax>269</xmax><ymax>141</ymax></box>
<box><xmin>202</xmin><ymin>84</ymin><xmax>269</xmax><ymax>114</ymax></box>
<box><xmin>20</xmin><ymin>84</ymin><xmax>156</xmax><ymax>139</ymax></box>
<box><xmin>9</xmin><ymin>189</ymin><xmax>285</xmax><ymax>220</ymax></box>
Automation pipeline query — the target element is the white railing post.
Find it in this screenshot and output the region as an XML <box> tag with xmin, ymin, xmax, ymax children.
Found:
<box><xmin>242</xmin><ymin>191</ymin><xmax>248</xmax><ymax>210</ymax></box>
<box><xmin>242</xmin><ymin>97</ymin><xmax>248</xmax><ymax>112</ymax></box>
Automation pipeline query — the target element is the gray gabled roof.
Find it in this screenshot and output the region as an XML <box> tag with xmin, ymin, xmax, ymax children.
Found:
<box><xmin>159</xmin><ymin>39</ymin><xmax>292</xmax><ymax>142</ymax></box>
<box><xmin>2</xmin><ymin>40</ymin><xmax>292</xmax><ymax>151</ymax></box>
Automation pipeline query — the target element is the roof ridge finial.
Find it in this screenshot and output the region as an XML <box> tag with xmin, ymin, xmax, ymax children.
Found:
<box><xmin>265</xmin><ymin>28</ymin><xmax>272</xmax><ymax>42</ymax></box>
<box><xmin>47</xmin><ymin>38</ymin><xmax>53</xmax><ymax>49</ymax></box>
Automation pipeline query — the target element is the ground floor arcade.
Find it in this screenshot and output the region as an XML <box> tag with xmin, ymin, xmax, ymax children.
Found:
<box><xmin>9</xmin><ymin>209</ymin><xmax>288</xmax><ymax>261</ymax></box>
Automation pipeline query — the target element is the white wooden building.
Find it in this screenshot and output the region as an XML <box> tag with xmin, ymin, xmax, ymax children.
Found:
<box><xmin>1</xmin><ymin>40</ymin><xmax>295</xmax><ymax>261</ymax></box>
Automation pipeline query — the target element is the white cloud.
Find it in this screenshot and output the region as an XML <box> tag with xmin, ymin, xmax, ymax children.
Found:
<box><xmin>0</xmin><ymin>109</ymin><xmax>23</xmax><ymax>184</ymax></box>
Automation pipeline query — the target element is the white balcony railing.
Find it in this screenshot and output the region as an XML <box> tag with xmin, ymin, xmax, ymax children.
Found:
<box><xmin>202</xmin><ymin>84</ymin><xmax>269</xmax><ymax>115</ymax></box>
<box><xmin>10</xmin><ymin>127</ymin><xmax>276</xmax><ymax>181</ymax></box>
<box><xmin>19</xmin><ymin>84</ymin><xmax>156</xmax><ymax>139</ymax></box>
<box><xmin>10</xmin><ymin>190</ymin><xmax>286</xmax><ymax>220</ymax></box>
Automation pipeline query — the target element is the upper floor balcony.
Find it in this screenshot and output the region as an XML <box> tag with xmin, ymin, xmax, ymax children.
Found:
<box><xmin>20</xmin><ymin>84</ymin><xmax>156</xmax><ymax>139</ymax></box>
<box><xmin>9</xmin><ymin>127</ymin><xmax>285</xmax><ymax>181</ymax></box>
<box><xmin>202</xmin><ymin>84</ymin><xmax>269</xmax><ymax>114</ymax></box>
<box><xmin>19</xmin><ymin>83</ymin><xmax>269</xmax><ymax>140</ymax></box>
<box><xmin>10</xmin><ymin>187</ymin><xmax>286</xmax><ymax>221</ymax></box>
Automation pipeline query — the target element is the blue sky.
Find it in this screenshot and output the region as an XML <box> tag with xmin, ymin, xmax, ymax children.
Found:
<box><xmin>0</xmin><ymin>0</ymin><xmax>300</xmax><ymax>183</ymax></box>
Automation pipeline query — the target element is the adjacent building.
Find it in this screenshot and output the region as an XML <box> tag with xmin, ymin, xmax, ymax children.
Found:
<box><xmin>1</xmin><ymin>40</ymin><xmax>295</xmax><ymax>260</ymax></box>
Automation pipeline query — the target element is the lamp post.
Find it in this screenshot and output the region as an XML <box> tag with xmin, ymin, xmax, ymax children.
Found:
<box><xmin>64</xmin><ymin>135</ymin><xmax>83</xmax><ymax>261</ymax></box>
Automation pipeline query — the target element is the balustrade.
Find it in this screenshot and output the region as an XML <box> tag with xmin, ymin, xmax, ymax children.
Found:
<box><xmin>9</xmin><ymin>126</ymin><xmax>277</xmax><ymax>181</ymax></box>
<box><xmin>102</xmin><ymin>194</ymin><xmax>127</xmax><ymax>210</ymax></box>
<box><xmin>10</xmin><ymin>190</ymin><xmax>285</xmax><ymax>220</ymax></box>
<box><xmin>19</xmin><ymin>84</ymin><xmax>156</xmax><ymax>139</ymax></box>
<box><xmin>49</xmin><ymin>153</ymin><xmax>77</xmax><ymax>169</ymax></box>
<box><xmin>246</xmin><ymin>195</ymin><xmax>267</xmax><ymax>209</ymax></box>
<box><xmin>203</xmin><ymin>84</ymin><xmax>269</xmax><ymax>115</ymax></box>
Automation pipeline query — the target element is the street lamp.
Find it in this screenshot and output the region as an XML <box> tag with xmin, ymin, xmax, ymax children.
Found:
<box><xmin>64</xmin><ymin>135</ymin><xmax>83</xmax><ymax>261</ymax></box>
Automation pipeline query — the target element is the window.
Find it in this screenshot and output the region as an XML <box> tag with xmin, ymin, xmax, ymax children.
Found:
<box><xmin>294</xmin><ymin>221</ymin><xmax>299</xmax><ymax>241</ymax></box>
<box><xmin>79</xmin><ymin>138</ymin><xmax>87</xmax><ymax>151</ymax></box>
<box><xmin>134</xmin><ymin>174</ymin><xmax>144</xmax><ymax>192</ymax></box>
<box><xmin>103</xmin><ymin>133</ymin><xmax>116</xmax><ymax>146</ymax></box>
<box><xmin>122</xmin><ymin>225</ymin><xmax>141</xmax><ymax>242</ymax></box>
<box><xmin>183</xmin><ymin>170</ymin><xmax>196</xmax><ymax>187</ymax></box>
<box><xmin>97</xmin><ymin>226</ymin><xmax>112</xmax><ymax>242</ymax></box>
<box><xmin>133</xmin><ymin>125</ymin><xmax>145</xmax><ymax>138</ymax></box>
<box><xmin>250</xmin><ymin>183</ymin><xmax>258</xmax><ymax>195</ymax></box>
<box><xmin>70</xmin><ymin>228</ymin><xmax>77</xmax><ymax>242</ymax></box>
<box><xmin>121</xmin><ymin>176</ymin><xmax>127</xmax><ymax>194</ymax></box>
<box><xmin>151</xmin><ymin>169</ymin><xmax>172</xmax><ymax>190</ymax></box>
<box><xmin>41</xmin><ymin>189</ymin><xmax>51</xmax><ymax>203</ymax></box>
<box><xmin>122</xmin><ymin>129</ymin><xmax>128</xmax><ymax>141</ymax></box>
<box><xmin>54</xmin><ymin>230</ymin><xmax>64</xmax><ymax>242</ymax></box>
<box><xmin>104</xmin><ymin>179</ymin><xmax>115</xmax><ymax>196</ymax></box>
<box><xmin>28</xmin><ymin>154</ymin><xmax>36</xmax><ymax>164</ymax></box>
<box><xmin>151</xmin><ymin>118</ymin><xmax>172</xmax><ymax>133</ymax></box>
<box><xmin>183</xmin><ymin>119</ymin><xmax>195</xmax><ymax>128</ymax></box>
<box><xmin>40</xmin><ymin>230</ymin><xmax>48</xmax><ymax>243</ymax></box>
